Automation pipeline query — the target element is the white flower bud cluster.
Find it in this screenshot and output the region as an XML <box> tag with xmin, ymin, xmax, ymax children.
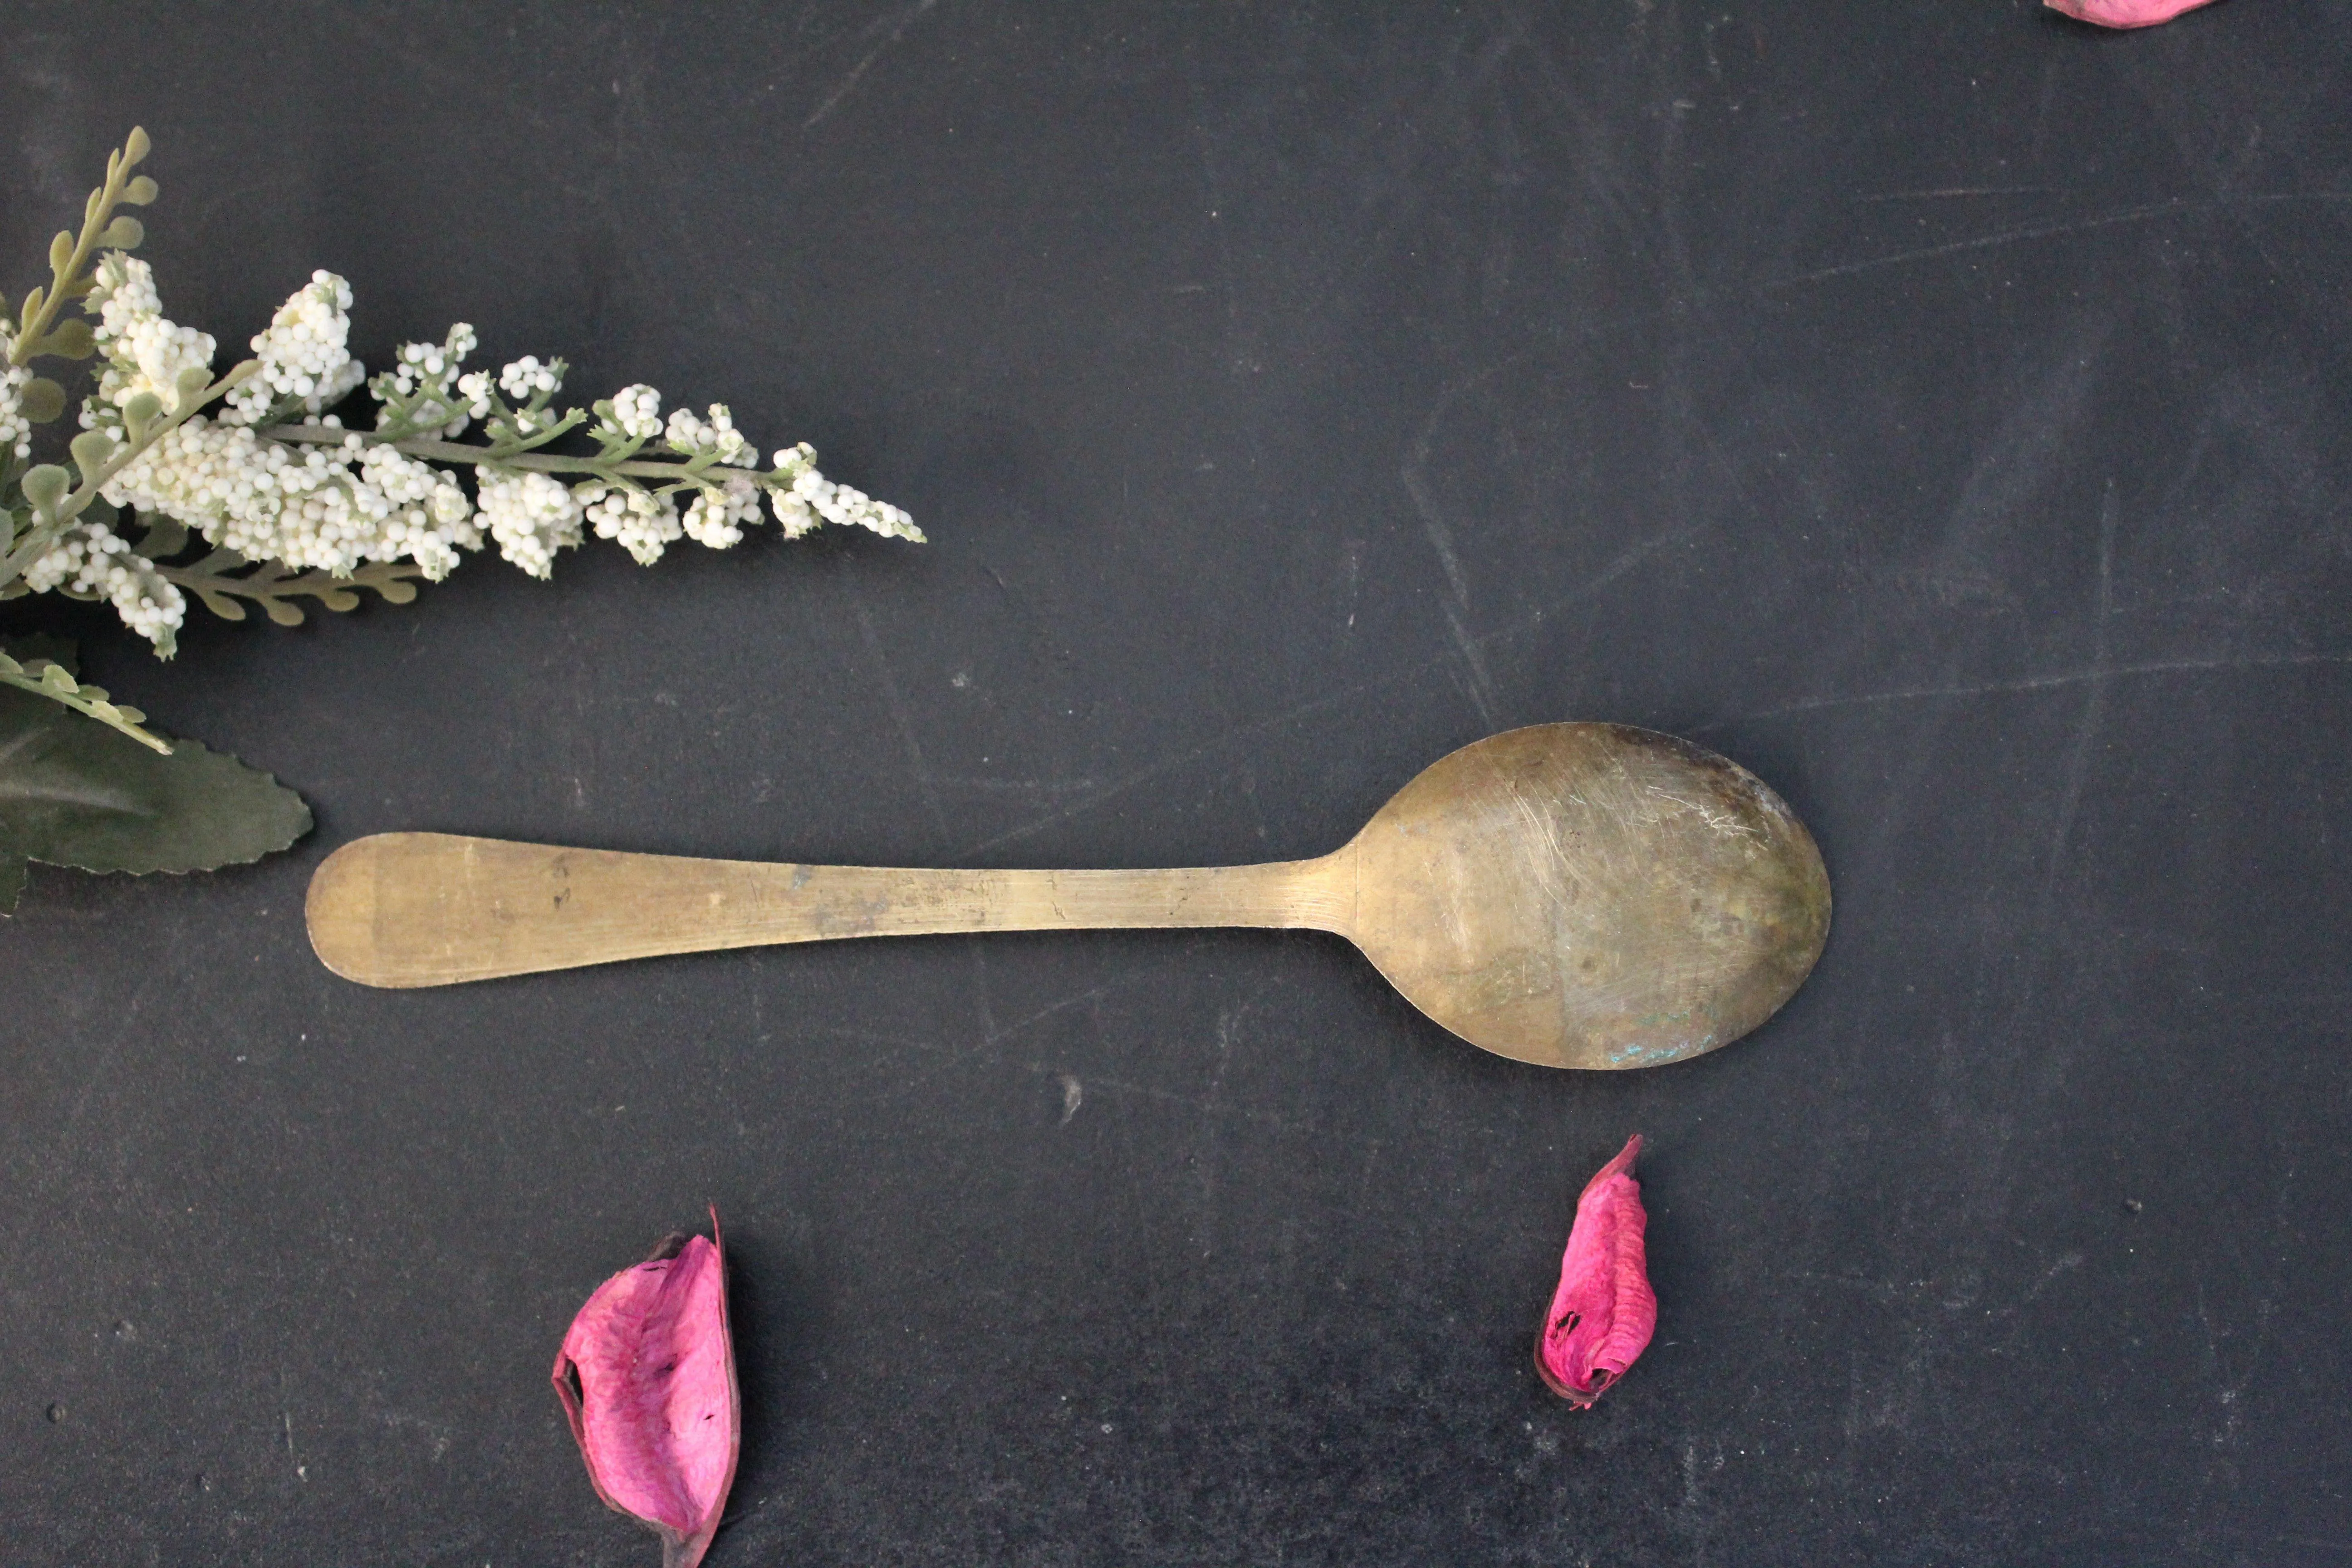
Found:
<box><xmin>382</xmin><ymin>324</ymin><xmax>481</xmax><ymax>438</ymax></box>
<box><xmin>87</xmin><ymin>254</ymin><xmax>216</xmax><ymax>416</ymax></box>
<box><xmin>354</xmin><ymin>441</ymin><xmax>482</xmax><ymax>579</ymax></box>
<box><xmin>662</xmin><ymin>403</ymin><xmax>752</xmax><ymax>465</ymax></box>
<box><xmin>608</xmin><ymin>384</ymin><xmax>662</xmax><ymax>441</ymax></box>
<box><xmin>683</xmin><ymin>476</ymin><xmax>762</xmax><ymax>549</ymax></box>
<box><xmin>103</xmin><ymin>418</ymin><xmax>480</xmax><ymax>580</ymax></box>
<box><xmin>0</xmin><ymin>329</ymin><xmax>32</xmax><ymax>461</ymax></box>
<box><xmin>455</xmin><ymin>371</ymin><xmax>495</xmax><ymax>421</ymax></box>
<box><xmin>788</xmin><ymin>465</ymin><xmax>921</xmax><ymax>542</ymax></box>
<box><xmin>499</xmin><ymin>356</ymin><xmax>561</xmax><ymax>402</ymax></box>
<box><xmin>222</xmin><ymin>270</ymin><xmax>365</xmax><ymax>425</ymax></box>
<box><xmin>20</xmin><ymin>521</ymin><xmax>186</xmax><ymax>653</ymax></box>
<box><xmin>581</xmin><ymin>484</ymin><xmax>682</xmax><ymax>566</ymax></box>
<box><xmin>22</xmin><ymin>261</ymin><xmax>920</xmax><ymax>651</ymax></box>
<box><xmin>476</xmin><ymin>470</ymin><xmax>584</xmax><ymax>579</ymax></box>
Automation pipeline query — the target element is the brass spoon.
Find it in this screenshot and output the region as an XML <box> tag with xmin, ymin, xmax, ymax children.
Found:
<box><xmin>306</xmin><ymin>723</ymin><xmax>1829</xmax><ymax>1070</ymax></box>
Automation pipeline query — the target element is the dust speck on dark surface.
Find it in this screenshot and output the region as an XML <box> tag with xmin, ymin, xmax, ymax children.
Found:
<box><xmin>2</xmin><ymin>3</ymin><xmax>2348</xmax><ymax>1565</ymax></box>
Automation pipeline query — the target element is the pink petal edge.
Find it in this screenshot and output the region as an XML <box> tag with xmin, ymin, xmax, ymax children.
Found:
<box><xmin>553</xmin><ymin>1209</ymin><xmax>740</xmax><ymax>1568</ymax></box>
<box><xmin>2043</xmin><ymin>0</ymin><xmax>2219</xmax><ymax>29</ymax></box>
<box><xmin>1535</xmin><ymin>1135</ymin><xmax>1657</xmax><ymax>1409</ymax></box>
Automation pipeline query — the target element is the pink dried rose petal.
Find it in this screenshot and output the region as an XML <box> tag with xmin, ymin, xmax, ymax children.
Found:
<box><xmin>2044</xmin><ymin>0</ymin><xmax>2219</xmax><ymax>28</ymax></box>
<box><xmin>1535</xmin><ymin>1135</ymin><xmax>1657</xmax><ymax>1409</ymax></box>
<box><xmin>553</xmin><ymin>1210</ymin><xmax>740</xmax><ymax>1568</ymax></box>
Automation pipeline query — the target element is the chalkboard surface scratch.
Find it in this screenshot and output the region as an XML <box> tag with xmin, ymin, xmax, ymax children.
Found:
<box><xmin>1709</xmin><ymin>650</ymin><xmax>2352</xmax><ymax>728</ymax></box>
<box><xmin>1765</xmin><ymin>198</ymin><xmax>2195</xmax><ymax>289</ymax></box>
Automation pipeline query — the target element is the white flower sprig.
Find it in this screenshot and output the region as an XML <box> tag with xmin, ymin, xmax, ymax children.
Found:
<box><xmin>0</xmin><ymin>127</ymin><xmax>921</xmax><ymax>751</ymax></box>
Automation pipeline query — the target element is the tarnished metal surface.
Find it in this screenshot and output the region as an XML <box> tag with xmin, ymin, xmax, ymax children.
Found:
<box><xmin>309</xmin><ymin>723</ymin><xmax>1829</xmax><ymax>1070</ymax></box>
<box><xmin>1344</xmin><ymin>724</ymin><xmax>1831</xmax><ymax>1068</ymax></box>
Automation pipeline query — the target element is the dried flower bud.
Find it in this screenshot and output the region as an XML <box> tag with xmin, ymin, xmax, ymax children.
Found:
<box><xmin>2043</xmin><ymin>0</ymin><xmax>2217</xmax><ymax>27</ymax></box>
<box><xmin>1535</xmin><ymin>1135</ymin><xmax>1656</xmax><ymax>1408</ymax></box>
<box><xmin>553</xmin><ymin>1211</ymin><xmax>739</xmax><ymax>1568</ymax></box>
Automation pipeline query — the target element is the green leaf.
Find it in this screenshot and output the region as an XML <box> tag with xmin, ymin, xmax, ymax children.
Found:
<box><xmin>47</xmin><ymin>230</ymin><xmax>73</xmax><ymax>277</ymax></box>
<box><xmin>38</xmin><ymin>318</ymin><xmax>94</xmax><ymax>360</ymax></box>
<box><xmin>133</xmin><ymin>514</ymin><xmax>186</xmax><ymax>559</ymax></box>
<box><xmin>0</xmin><ymin>853</ymin><xmax>24</xmax><ymax>915</ymax></box>
<box><xmin>69</xmin><ymin>431</ymin><xmax>116</xmax><ymax>483</ymax></box>
<box><xmin>122</xmin><ymin>175</ymin><xmax>158</xmax><ymax>206</ymax></box>
<box><xmin>20</xmin><ymin>377</ymin><xmax>65</xmax><ymax>424</ymax></box>
<box><xmin>0</xmin><ymin>652</ymin><xmax>171</xmax><ymax>751</ymax></box>
<box><xmin>98</xmin><ymin>216</ymin><xmax>143</xmax><ymax>250</ymax></box>
<box><xmin>0</xmin><ymin>685</ymin><xmax>311</xmax><ymax>873</ymax></box>
<box><xmin>0</xmin><ymin>635</ymin><xmax>78</xmax><ymax>676</ymax></box>
<box><xmin>20</xmin><ymin>463</ymin><xmax>69</xmax><ymax>514</ymax></box>
<box><xmin>19</xmin><ymin>284</ymin><xmax>43</xmax><ymax>332</ymax></box>
<box><xmin>123</xmin><ymin>126</ymin><xmax>150</xmax><ymax>166</ymax></box>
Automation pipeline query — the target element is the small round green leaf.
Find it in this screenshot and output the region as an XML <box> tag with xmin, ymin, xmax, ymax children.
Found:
<box><xmin>69</xmin><ymin>431</ymin><xmax>116</xmax><ymax>483</ymax></box>
<box><xmin>39</xmin><ymin>319</ymin><xmax>95</xmax><ymax>360</ymax></box>
<box><xmin>20</xmin><ymin>378</ymin><xmax>65</xmax><ymax>424</ymax></box>
<box><xmin>98</xmin><ymin>216</ymin><xmax>144</xmax><ymax>250</ymax></box>
<box><xmin>47</xmin><ymin>231</ymin><xmax>74</xmax><ymax>277</ymax></box>
<box><xmin>123</xmin><ymin>390</ymin><xmax>163</xmax><ymax>427</ymax></box>
<box><xmin>124</xmin><ymin>127</ymin><xmax>151</xmax><ymax>165</ymax></box>
<box><xmin>122</xmin><ymin>175</ymin><xmax>159</xmax><ymax>206</ymax></box>
<box><xmin>20</xmin><ymin>464</ymin><xmax>69</xmax><ymax>515</ymax></box>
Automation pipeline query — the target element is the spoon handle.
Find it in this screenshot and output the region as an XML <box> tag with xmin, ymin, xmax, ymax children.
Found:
<box><xmin>306</xmin><ymin>833</ymin><xmax>1354</xmax><ymax>988</ymax></box>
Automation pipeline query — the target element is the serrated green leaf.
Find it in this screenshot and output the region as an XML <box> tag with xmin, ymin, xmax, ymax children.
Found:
<box><xmin>0</xmin><ymin>852</ymin><xmax>24</xmax><ymax>915</ymax></box>
<box><xmin>20</xmin><ymin>377</ymin><xmax>65</xmax><ymax>425</ymax></box>
<box><xmin>0</xmin><ymin>685</ymin><xmax>311</xmax><ymax>873</ymax></box>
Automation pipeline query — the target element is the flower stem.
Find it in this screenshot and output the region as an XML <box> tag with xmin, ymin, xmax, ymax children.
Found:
<box><xmin>0</xmin><ymin>361</ymin><xmax>259</xmax><ymax>583</ymax></box>
<box><xmin>260</xmin><ymin>425</ymin><xmax>765</xmax><ymax>485</ymax></box>
<box><xmin>11</xmin><ymin>129</ymin><xmax>147</xmax><ymax>371</ymax></box>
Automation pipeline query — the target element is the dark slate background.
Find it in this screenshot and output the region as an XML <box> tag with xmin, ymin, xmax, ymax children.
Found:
<box><xmin>4</xmin><ymin>2</ymin><xmax>2348</xmax><ymax>1563</ymax></box>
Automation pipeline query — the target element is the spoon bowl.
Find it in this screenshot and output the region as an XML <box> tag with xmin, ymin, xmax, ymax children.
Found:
<box><xmin>1342</xmin><ymin>724</ymin><xmax>1828</xmax><ymax>1068</ymax></box>
<box><xmin>308</xmin><ymin>722</ymin><xmax>1829</xmax><ymax>1069</ymax></box>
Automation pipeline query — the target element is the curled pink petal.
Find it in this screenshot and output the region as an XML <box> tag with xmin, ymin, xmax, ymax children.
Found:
<box><xmin>553</xmin><ymin>1210</ymin><xmax>740</xmax><ymax>1568</ymax></box>
<box><xmin>1535</xmin><ymin>1135</ymin><xmax>1656</xmax><ymax>1408</ymax></box>
<box><xmin>2044</xmin><ymin>0</ymin><xmax>2219</xmax><ymax>28</ymax></box>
